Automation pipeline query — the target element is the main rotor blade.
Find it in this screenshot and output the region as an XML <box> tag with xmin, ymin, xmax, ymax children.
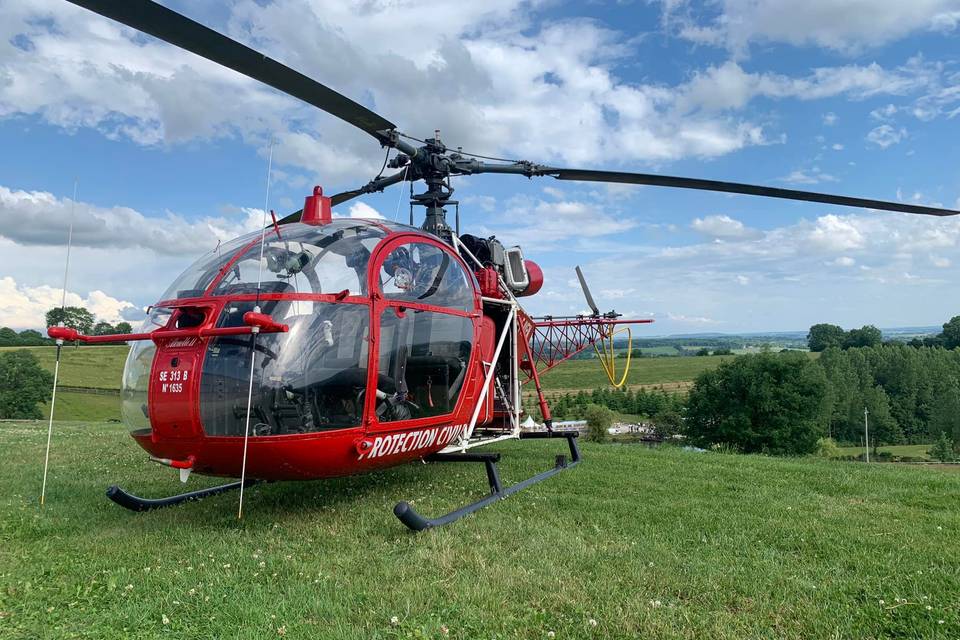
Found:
<box><xmin>575</xmin><ymin>266</ymin><xmax>600</xmax><ymax>316</ymax></box>
<box><xmin>66</xmin><ymin>0</ymin><xmax>395</xmax><ymax>141</ymax></box>
<box><xmin>541</xmin><ymin>169</ymin><xmax>960</xmax><ymax>217</ymax></box>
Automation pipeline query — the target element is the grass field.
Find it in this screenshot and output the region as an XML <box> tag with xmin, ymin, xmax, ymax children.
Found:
<box><xmin>538</xmin><ymin>355</ymin><xmax>736</xmax><ymax>391</ymax></box>
<box><xmin>834</xmin><ymin>444</ymin><xmax>934</xmax><ymax>460</ymax></box>
<box><xmin>1</xmin><ymin>345</ymin><xmax>129</xmax><ymax>390</ymax></box>
<box><xmin>2</xmin><ymin>421</ymin><xmax>959</xmax><ymax>639</ymax></box>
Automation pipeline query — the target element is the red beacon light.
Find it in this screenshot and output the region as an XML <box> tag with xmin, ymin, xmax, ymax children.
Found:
<box><xmin>301</xmin><ymin>185</ymin><xmax>332</xmax><ymax>225</ymax></box>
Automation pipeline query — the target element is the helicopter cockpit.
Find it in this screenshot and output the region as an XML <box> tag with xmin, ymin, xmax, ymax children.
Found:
<box><xmin>121</xmin><ymin>219</ymin><xmax>478</xmax><ymax>441</ymax></box>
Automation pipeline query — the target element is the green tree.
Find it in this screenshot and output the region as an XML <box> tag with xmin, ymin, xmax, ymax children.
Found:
<box><xmin>843</xmin><ymin>325</ymin><xmax>882</xmax><ymax>349</ymax></box>
<box><xmin>929</xmin><ymin>432</ymin><xmax>955</xmax><ymax>462</ymax></box>
<box><xmin>0</xmin><ymin>327</ymin><xmax>21</xmax><ymax>346</ymax></box>
<box><xmin>807</xmin><ymin>323</ymin><xmax>846</xmax><ymax>352</ymax></box>
<box><xmin>17</xmin><ymin>329</ymin><xmax>48</xmax><ymax>345</ymax></box>
<box><xmin>115</xmin><ymin>321</ymin><xmax>133</xmax><ymax>334</ymax></box>
<box><xmin>652</xmin><ymin>409</ymin><xmax>683</xmax><ymax>439</ymax></box>
<box><xmin>928</xmin><ymin>381</ymin><xmax>960</xmax><ymax>444</ymax></box>
<box><xmin>941</xmin><ymin>315</ymin><xmax>960</xmax><ymax>350</ymax></box>
<box><xmin>45</xmin><ymin>306</ymin><xmax>94</xmax><ymax>334</ymax></box>
<box><xmin>92</xmin><ymin>321</ymin><xmax>115</xmax><ymax>336</ymax></box>
<box><xmin>583</xmin><ymin>403</ymin><xmax>614</xmax><ymax>443</ymax></box>
<box><xmin>863</xmin><ymin>385</ymin><xmax>904</xmax><ymax>454</ymax></box>
<box><xmin>0</xmin><ymin>350</ymin><xmax>53</xmax><ymax>419</ymax></box>
<box><xmin>686</xmin><ymin>352</ymin><xmax>827</xmax><ymax>455</ymax></box>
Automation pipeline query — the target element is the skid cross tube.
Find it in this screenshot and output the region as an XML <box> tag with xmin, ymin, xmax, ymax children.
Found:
<box><xmin>393</xmin><ymin>432</ymin><xmax>580</xmax><ymax>531</ymax></box>
<box><xmin>106</xmin><ymin>480</ymin><xmax>258</xmax><ymax>512</ymax></box>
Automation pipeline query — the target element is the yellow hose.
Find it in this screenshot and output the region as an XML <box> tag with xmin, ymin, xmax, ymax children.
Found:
<box><xmin>593</xmin><ymin>325</ymin><xmax>632</xmax><ymax>388</ymax></box>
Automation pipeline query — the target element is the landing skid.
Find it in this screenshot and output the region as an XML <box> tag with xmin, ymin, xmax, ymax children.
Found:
<box><xmin>106</xmin><ymin>480</ymin><xmax>257</xmax><ymax>512</ymax></box>
<box><xmin>394</xmin><ymin>431</ymin><xmax>581</xmax><ymax>531</ymax></box>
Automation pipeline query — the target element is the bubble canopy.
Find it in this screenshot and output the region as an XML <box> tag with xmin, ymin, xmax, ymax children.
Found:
<box><xmin>158</xmin><ymin>219</ymin><xmax>403</xmax><ymax>302</ymax></box>
<box><xmin>124</xmin><ymin>219</ymin><xmax>481</xmax><ymax>440</ymax></box>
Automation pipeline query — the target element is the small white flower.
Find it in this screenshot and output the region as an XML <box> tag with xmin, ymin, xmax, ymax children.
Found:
<box><xmin>161</xmin><ymin>615</ymin><xmax>170</xmax><ymax>625</ymax></box>
<box><xmin>926</xmin><ymin>605</ymin><xmax>932</xmax><ymax>611</ymax></box>
<box><xmin>879</xmin><ymin>600</ymin><xmax>885</xmax><ymax>605</ymax></box>
<box><xmin>124</xmin><ymin>584</ymin><xmax>133</xmax><ymax>591</ymax></box>
<box><xmin>390</xmin><ymin>616</ymin><xmax>399</xmax><ymax>626</ymax></box>
<box><xmin>589</xmin><ymin>618</ymin><xmax>598</xmax><ymax>627</ymax></box>
<box><xmin>939</xmin><ymin>620</ymin><xmax>945</xmax><ymax>624</ymax></box>
<box><xmin>547</xmin><ymin>632</ymin><xmax>555</xmax><ymax>638</ymax></box>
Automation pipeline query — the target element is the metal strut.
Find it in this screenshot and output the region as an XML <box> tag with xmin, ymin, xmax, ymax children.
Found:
<box><xmin>393</xmin><ymin>431</ymin><xmax>581</xmax><ymax>531</ymax></box>
<box><xmin>106</xmin><ymin>480</ymin><xmax>258</xmax><ymax>513</ymax></box>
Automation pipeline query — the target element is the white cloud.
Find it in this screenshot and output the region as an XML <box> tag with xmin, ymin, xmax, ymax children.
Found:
<box><xmin>866</xmin><ymin>124</ymin><xmax>907</xmax><ymax>148</ymax></box>
<box><xmin>870</xmin><ymin>104</ymin><xmax>899</xmax><ymax>120</ymax></box>
<box><xmin>0</xmin><ymin>276</ymin><xmax>138</xmax><ymax>330</ymax></box>
<box><xmin>0</xmin><ymin>185</ymin><xmax>261</xmax><ymax>254</ymax></box>
<box><xmin>823</xmin><ymin>112</ymin><xmax>838</xmax><ymax>125</ymax></box>
<box><xmin>781</xmin><ymin>168</ymin><xmax>838</xmax><ymax>184</ymax></box>
<box><xmin>690</xmin><ymin>214</ymin><xmax>758</xmax><ymax>239</ymax></box>
<box><xmin>806</xmin><ymin>214</ymin><xmax>867</xmax><ymax>252</ymax></box>
<box><xmin>829</xmin><ymin>256</ymin><xmax>856</xmax><ymax>267</ymax></box>
<box><xmin>345</xmin><ymin>202</ymin><xmax>385</xmax><ymax>219</ymax></box>
<box><xmin>663</xmin><ymin>0</ymin><xmax>960</xmax><ymax>55</ymax></box>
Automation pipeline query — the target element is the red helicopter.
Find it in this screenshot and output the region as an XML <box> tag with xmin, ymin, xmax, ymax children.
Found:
<box><xmin>44</xmin><ymin>0</ymin><xmax>960</xmax><ymax>531</ymax></box>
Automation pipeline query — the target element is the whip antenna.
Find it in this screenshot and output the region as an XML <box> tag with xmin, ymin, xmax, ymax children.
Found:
<box><xmin>238</xmin><ymin>139</ymin><xmax>274</xmax><ymax>519</ymax></box>
<box><xmin>41</xmin><ymin>179</ymin><xmax>78</xmax><ymax>506</ymax></box>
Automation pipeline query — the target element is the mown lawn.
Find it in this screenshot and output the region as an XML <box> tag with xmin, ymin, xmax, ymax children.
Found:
<box><xmin>2</xmin><ymin>421</ymin><xmax>958</xmax><ymax>639</ymax></box>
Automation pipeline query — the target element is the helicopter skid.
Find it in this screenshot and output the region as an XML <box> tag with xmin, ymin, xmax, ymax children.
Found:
<box><xmin>393</xmin><ymin>431</ymin><xmax>580</xmax><ymax>531</ymax></box>
<box><xmin>106</xmin><ymin>480</ymin><xmax>258</xmax><ymax>512</ymax></box>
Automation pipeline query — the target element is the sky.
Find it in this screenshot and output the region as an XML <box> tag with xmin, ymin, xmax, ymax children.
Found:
<box><xmin>1</xmin><ymin>0</ymin><xmax>959</xmax><ymax>335</ymax></box>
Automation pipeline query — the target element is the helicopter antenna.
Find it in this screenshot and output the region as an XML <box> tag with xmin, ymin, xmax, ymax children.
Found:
<box><xmin>237</xmin><ymin>138</ymin><xmax>275</xmax><ymax>520</ymax></box>
<box><xmin>393</xmin><ymin>162</ymin><xmax>410</xmax><ymax>222</ymax></box>
<box><xmin>40</xmin><ymin>179</ymin><xmax>78</xmax><ymax>506</ymax></box>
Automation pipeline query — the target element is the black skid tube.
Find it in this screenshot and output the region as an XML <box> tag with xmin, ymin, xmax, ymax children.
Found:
<box><xmin>106</xmin><ymin>480</ymin><xmax>257</xmax><ymax>512</ymax></box>
<box><xmin>394</xmin><ymin>432</ymin><xmax>581</xmax><ymax>531</ymax></box>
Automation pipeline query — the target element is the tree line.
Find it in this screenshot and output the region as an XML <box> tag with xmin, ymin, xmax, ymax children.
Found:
<box><xmin>0</xmin><ymin>306</ymin><xmax>134</xmax><ymax>348</ymax></box>
<box><xmin>808</xmin><ymin>315</ymin><xmax>960</xmax><ymax>351</ymax></box>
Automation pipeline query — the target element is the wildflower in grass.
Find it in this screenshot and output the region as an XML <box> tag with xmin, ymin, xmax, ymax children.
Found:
<box><xmin>926</xmin><ymin>606</ymin><xmax>932</xmax><ymax>611</ymax></box>
<box><xmin>161</xmin><ymin>615</ymin><xmax>170</xmax><ymax>625</ymax></box>
<box><xmin>440</xmin><ymin>624</ymin><xmax>449</xmax><ymax>635</ymax></box>
<box><xmin>589</xmin><ymin>619</ymin><xmax>598</xmax><ymax>627</ymax></box>
<box><xmin>939</xmin><ymin>620</ymin><xmax>945</xmax><ymax>624</ymax></box>
<box><xmin>649</xmin><ymin>600</ymin><xmax>662</xmax><ymax>608</ymax></box>
<box><xmin>259</xmin><ymin>562</ymin><xmax>266</xmax><ymax>568</ymax></box>
<box><xmin>547</xmin><ymin>632</ymin><xmax>555</xmax><ymax>638</ymax></box>
<box><xmin>124</xmin><ymin>584</ymin><xmax>133</xmax><ymax>591</ymax></box>
<box><xmin>390</xmin><ymin>616</ymin><xmax>400</xmax><ymax>626</ymax></box>
<box><xmin>277</xmin><ymin>625</ymin><xmax>287</xmax><ymax>635</ymax></box>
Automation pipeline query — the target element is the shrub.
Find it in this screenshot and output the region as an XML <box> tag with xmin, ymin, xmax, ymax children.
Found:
<box><xmin>583</xmin><ymin>403</ymin><xmax>614</xmax><ymax>443</ymax></box>
<box><xmin>815</xmin><ymin>437</ymin><xmax>840</xmax><ymax>458</ymax></box>
<box><xmin>929</xmin><ymin>432</ymin><xmax>955</xmax><ymax>462</ymax></box>
<box><xmin>0</xmin><ymin>350</ymin><xmax>53</xmax><ymax>419</ymax></box>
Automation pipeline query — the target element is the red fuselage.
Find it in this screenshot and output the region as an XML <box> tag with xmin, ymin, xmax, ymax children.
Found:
<box><xmin>121</xmin><ymin>218</ymin><xmax>501</xmax><ymax>481</ymax></box>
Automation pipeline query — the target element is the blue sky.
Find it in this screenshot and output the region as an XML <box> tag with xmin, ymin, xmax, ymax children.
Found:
<box><xmin>1</xmin><ymin>0</ymin><xmax>959</xmax><ymax>334</ymax></box>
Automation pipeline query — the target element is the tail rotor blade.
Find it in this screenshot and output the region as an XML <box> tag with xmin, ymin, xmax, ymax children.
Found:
<box><xmin>575</xmin><ymin>266</ymin><xmax>600</xmax><ymax>316</ymax></box>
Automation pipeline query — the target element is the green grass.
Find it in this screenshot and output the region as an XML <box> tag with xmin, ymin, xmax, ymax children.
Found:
<box><xmin>834</xmin><ymin>444</ymin><xmax>934</xmax><ymax>460</ymax></box>
<box><xmin>540</xmin><ymin>355</ymin><xmax>736</xmax><ymax>390</ymax></box>
<box><xmin>2</xmin><ymin>421</ymin><xmax>959</xmax><ymax>639</ymax></box>
<box><xmin>42</xmin><ymin>392</ymin><xmax>122</xmax><ymax>423</ymax></box>
<box><xmin>1</xmin><ymin>346</ymin><xmax>129</xmax><ymax>390</ymax></box>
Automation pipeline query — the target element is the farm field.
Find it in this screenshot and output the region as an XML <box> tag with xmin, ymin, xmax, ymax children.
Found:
<box><xmin>538</xmin><ymin>354</ymin><xmax>736</xmax><ymax>391</ymax></box>
<box><xmin>1</xmin><ymin>345</ymin><xmax>128</xmax><ymax>390</ymax></box>
<box><xmin>1</xmin><ymin>421</ymin><xmax>958</xmax><ymax>638</ymax></box>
